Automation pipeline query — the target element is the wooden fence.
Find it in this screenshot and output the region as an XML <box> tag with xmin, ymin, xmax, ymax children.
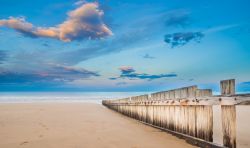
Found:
<box><xmin>102</xmin><ymin>79</ymin><xmax>250</xmax><ymax>148</ymax></box>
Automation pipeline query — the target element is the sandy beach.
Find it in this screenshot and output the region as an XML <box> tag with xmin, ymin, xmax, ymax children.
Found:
<box><xmin>0</xmin><ymin>103</ymin><xmax>196</xmax><ymax>148</ymax></box>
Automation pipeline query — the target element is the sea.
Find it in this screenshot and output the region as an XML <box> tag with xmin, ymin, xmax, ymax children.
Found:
<box><xmin>0</xmin><ymin>92</ymin><xmax>150</xmax><ymax>103</ymax></box>
<box><xmin>0</xmin><ymin>91</ymin><xmax>248</xmax><ymax>104</ymax></box>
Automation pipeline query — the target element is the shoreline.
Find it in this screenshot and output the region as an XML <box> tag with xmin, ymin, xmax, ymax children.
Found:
<box><xmin>0</xmin><ymin>100</ymin><xmax>102</xmax><ymax>104</ymax></box>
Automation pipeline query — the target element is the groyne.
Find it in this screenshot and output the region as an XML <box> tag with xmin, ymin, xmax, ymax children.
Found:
<box><xmin>102</xmin><ymin>79</ymin><xmax>250</xmax><ymax>148</ymax></box>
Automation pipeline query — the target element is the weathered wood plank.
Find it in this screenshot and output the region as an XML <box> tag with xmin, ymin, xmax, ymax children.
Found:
<box><xmin>220</xmin><ymin>79</ymin><xmax>235</xmax><ymax>95</ymax></box>
<box><xmin>221</xmin><ymin>105</ymin><xmax>236</xmax><ymax>148</ymax></box>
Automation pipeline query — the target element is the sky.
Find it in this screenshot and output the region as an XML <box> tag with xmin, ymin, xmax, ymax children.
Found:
<box><xmin>0</xmin><ymin>0</ymin><xmax>250</xmax><ymax>92</ymax></box>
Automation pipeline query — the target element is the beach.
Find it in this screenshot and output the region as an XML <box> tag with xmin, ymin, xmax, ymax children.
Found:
<box><xmin>0</xmin><ymin>103</ymin><xmax>196</xmax><ymax>148</ymax></box>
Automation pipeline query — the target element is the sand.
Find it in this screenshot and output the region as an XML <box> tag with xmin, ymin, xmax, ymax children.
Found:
<box><xmin>0</xmin><ymin>103</ymin><xmax>196</xmax><ymax>148</ymax></box>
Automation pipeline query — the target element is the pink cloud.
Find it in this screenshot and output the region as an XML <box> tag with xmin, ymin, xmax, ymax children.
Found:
<box><xmin>119</xmin><ymin>66</ymin><xmax>135</xmax><ymax>73</ymax></box>
<box><xmin>0</xmin><ymin>2</ymin><xmax>112</xmax><ymax>42</ymax></box>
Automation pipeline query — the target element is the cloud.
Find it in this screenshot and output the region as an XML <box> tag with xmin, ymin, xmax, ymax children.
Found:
<box><xmin>164</xmin><ymin>32</ymin><xmax>204</xmax><ymax>48</ymax></box>
<box><xmin>163</xmin><ymin>24</ymin><xmax>241</xmax><ymax>48</ymax></box>
<box><xmin>116</xmin><ymin>82</ymin><xmax>127</xmax><ymax>86</ymax></box>
<box><xmin>189</xmin><ymin>78</ymin><xmax>194</xmax><ymax>81</ymax></box>
<box><xmin>110</xmin><ymin>66</ymin><xmax>177</xmax><ymax>80</ymax></box>
<box><xmin>121</xmin><ymin>73</ymin><xmax>177</xmax><ymax>80</ymax></box>
<box><xmin>0</xmin><ymin>50</ymin><xmax>7</xmax><ymax>64</ymax></box>
<box><xmin>240</xmin><ymin>81</ymin><xmax>250</xmax><ymax>85</ymax></box>
<box><xmin>109</xmin><ymin>78</ymin><xmax>117</xmax><ymax>80</ymax></box>
<box><xmin>119</xmin><ymin>66</ymin><xmax>135</xmax><ymax>74</ymax></box>
<box><xmin>0</xmin><ymin>2</ymin><xmax>112</xmax><ymax>42</ymax></box>
<box><xmin>204</xmin><ymin>24</ymin><xmax>239</xmax><ymax>34</ymax></box>
<box><xmin>165</xmin><ymin>10</ymin><xmax>190</xmax><ymax>27</ymax></box>
<box><xmin>0</xmin><ymin>64</ymin><xmax>100</xmax><ymax>85</ymax></box>
<box><xmin>131</xmin><ymin>9</ymin><xmax>190</xmax><ymax>31</ymax></box>
<box><xmin>50</xmin><ymin>63</ymin><xmax>100</xmax><ymax>78</ymax></box>
<box><xmin>42</xmin><ymin>43</ymin><xmax>50</xmax><ymax>47</ymax></box>
<box><xmin>0</xmin><ymin>71</ymin><xmax>55</xmax><ymax>85</ymax></box>
<box><xmin>74</xmin><ymin>0</ymin><xmax>87</xmax><ymax>6</ymax></box>
<box><xmin>143</xmin><ymin>54</ymin><xmax>155</xmax><ymax>59</ymax></box>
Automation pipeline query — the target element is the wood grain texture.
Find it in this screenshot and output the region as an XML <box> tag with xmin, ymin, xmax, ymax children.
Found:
<box><xmin>221</xmin><ymin>105</ymin><xmax>236</xmax><ymax>148</ymax></box>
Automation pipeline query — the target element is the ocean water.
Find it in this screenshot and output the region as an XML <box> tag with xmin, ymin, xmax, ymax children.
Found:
<box><xmin>0</xmin><ymin>92</ymin><xmax>149</xmax><ymax>103</ymax></box>
<box><xmin>0</xmin><ymin>91</ymin><xmax>248</xmax><ymax>104</ymax></box>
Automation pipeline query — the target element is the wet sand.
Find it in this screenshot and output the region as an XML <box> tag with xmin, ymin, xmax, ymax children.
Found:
<box><xmin>0</xmin><ymin>103</ymin><xmax>196</xmax><ymax>148</ymax></box>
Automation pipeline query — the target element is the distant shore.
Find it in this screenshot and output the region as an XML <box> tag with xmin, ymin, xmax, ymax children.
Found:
<box><xmin>0</xmin><ymin>102</ymin><xmax>195</xmax><ymax>148</ymax></box>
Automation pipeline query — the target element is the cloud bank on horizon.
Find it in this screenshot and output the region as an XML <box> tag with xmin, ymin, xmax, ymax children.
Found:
<box><xmin>0</xmin><ymin>2</ymin><xmax>112</xmax><ymax>42</ymax></box>
<box><xmin>110</xmin><ymin>66</ymin><xmax>177</xmax><ymax>80</ymax></box>
<box><xmin>0</xmin><ymin>63</ymin><xmax>100</xmax><ymax>85</ymax></box>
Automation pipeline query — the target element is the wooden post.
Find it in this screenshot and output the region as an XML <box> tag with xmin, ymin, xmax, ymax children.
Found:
<box><xmin>220</xmin><ymin>79</ymin><xmax>235</xmax><ymax>95</ymax></box>
<box><xmin>220</xmin><ymin>79</ymin><xmax>237</xmax><ymax>147</ymax></box>
<box><xmin>196</xmin><ymin>89</ymin><xmax>213</xmax><ymax>97</ymax></box>
<box><xmin>221</xmin><ymin>105</ymin><xmax>236</xmax><ymax>148</ymax></box>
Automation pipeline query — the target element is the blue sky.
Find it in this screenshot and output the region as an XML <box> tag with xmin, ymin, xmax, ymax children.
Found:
<box><xmin>0</xmin><ymin>0</ymin><xmax>249</xmax><ymax>92</ymax></box>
